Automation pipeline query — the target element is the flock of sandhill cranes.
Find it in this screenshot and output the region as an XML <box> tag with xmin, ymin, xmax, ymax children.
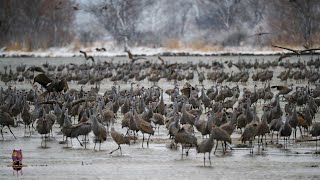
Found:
<box><xmin>1</xmin><ymin>48</ymin><xmax>320</xmax><ymax>166</ymax></box>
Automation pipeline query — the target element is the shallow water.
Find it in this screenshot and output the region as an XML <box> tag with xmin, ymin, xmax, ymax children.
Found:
<box><xmin>0</xmin><ymin>56</ymin><xmax>319</xmax><ymax>179</ymax></box>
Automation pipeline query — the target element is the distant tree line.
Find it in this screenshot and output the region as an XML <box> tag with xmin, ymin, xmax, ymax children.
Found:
<box><xmin>0</xmin><ymin>0</ymin><xmax>74</xmax><ymax>50</ymax></box>
<box><xmin>1</xmin><ymin>0</ymin><xmax>320</xmax><ymax>51</ymax></box>
<box><xmin>87</xmin><ymin>0</ymin><xmax>320</xmax><ymax>50</ymax></box>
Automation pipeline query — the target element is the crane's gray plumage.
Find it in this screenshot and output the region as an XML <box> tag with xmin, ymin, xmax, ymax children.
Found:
<box><xmin>174</xmin><ymin>127</ymin><xmax>197</xmax><ymax>159</ymax></box>
<box><xmin>197</xmin><ymin>127</ymin><xmax>215</xmax><ymax>166</ymax></box>
<box><xmin>0</xmin><ymin>109</ymin><xmax>17</xmax><ymax>140</ymax></box>
<box><xmin>91</xmin><ymin>108</ymin><xmax>107</xmax><ymax>150</ymax></box>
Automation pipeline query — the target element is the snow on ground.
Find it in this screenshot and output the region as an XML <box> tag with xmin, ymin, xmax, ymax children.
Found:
<box><xmin>0</xmin><ymin>45</ymin><xmax>291</xmax><ymax>58</ymax></box>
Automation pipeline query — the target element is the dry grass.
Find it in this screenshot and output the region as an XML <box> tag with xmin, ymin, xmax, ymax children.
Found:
<box><xmin>6</xmin><ymin>41</ymin><xmax>22</xmax><ymax>51</ymax></box>
<box><xmin>185</xmin><ymin>40</ymin><xmax>224</xmax><ymax>51</ymax></box>
<box><xmin>164</xmin><ymin>38</ymin><xmax>180</xmax><ymax>49</ymax></box>
<box><xmin>71</xmin><ymin>38</ymin><xmax>82</xmax><ymax>51</ymax></box>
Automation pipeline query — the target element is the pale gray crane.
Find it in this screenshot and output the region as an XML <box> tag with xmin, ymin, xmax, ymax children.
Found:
<box><xmin>36</xmin><ymin>116</ymin><xmax>52</xmax><ymax>147</ymax></box>
<box><xmin>212</xmin><ymin>125</ymin><xmax>232</xmax><ymax>154</ymax></box>
<box><xmin>91</xmin><ymin>108</ymin><xmax>107</xmax><ymax>150</ymax></box>
<box><xmin>279</xmin><ymin>115</ymin><xmax>292</xmax><ymax>149</ymax></box>
<box><xmin>310</xmin><ymin>122</ymin><xmax>320</xmax><ymax>151</ymax></box>
<box><xmin>174</xmin><ymin>127</ymin><xmax>197</xmax><ymax>159</ymax></box>
<box><xmin>196</xmin><ymin>126</ymin><xmax>215</xmax><ymax>166</ymax></box>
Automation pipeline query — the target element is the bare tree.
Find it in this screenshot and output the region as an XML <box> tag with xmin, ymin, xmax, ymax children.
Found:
<box><xmin>0</xmin><ymin>0</ymin><xmax>75</xmax><ymax>50</ymax></box>
<box><xmin>267</xmin><ymin>0</ymin><xmax>320</xmax><ymax>47</ymax></box>
<box><xmin>89</xmin><ymin>0</ymin><xmax>153</xmax><ymax>50</ymax></box>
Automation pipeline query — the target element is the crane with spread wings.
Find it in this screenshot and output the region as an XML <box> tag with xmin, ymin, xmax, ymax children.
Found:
<box><xmin>272</xmin><ymin>45</ymin><xmax>320</xmax><ymax>56</ymax></box>
<box><xmin>125</xmin><ymin>50</ymin><xmax>146</xmax><ymax>63</ymax></box>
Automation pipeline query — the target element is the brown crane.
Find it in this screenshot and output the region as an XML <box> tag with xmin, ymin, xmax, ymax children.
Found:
<box><xmin>174</xmin><ymin>127</ymin><xmax>198</xmax><ymax>159</ymax></box>
<box><xmin>272</xmin><ymin>45</ymin><xmax>320</xmax><ymax>56</ymax></box>
<box><xmin>0</xmin><ymin>109</ymin><xmax>17</xmax><ymax>140</ymax></box>
<box><xmin>109</xmin><ymin>127</ymin><xmax>130</xmax><ymax>155</ymax></box>
<box><xmin>79</xmin><ymin>50</ymin><xmax>95</xmax><ymax>62</ymax></box>
<box><xmin>125</xmin><ymin>50</ymin><xmax>146</xmax><ymax>63</ymax></box>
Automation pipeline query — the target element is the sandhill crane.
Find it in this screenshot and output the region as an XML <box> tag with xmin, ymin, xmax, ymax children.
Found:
<box><xmin>36</xmin><ymin>116</ymin><xmax>52</xmax><ymax>147</ymax></box>
<box><xmin>121</xmin><ymin>111</ymin><xmax>130</xmax><ymax>130</ymax></box>
<box><xmin>310</xmin><ymin>122</ymin><xmax>320</xmax><ymax>151</ymax></box>
<box><xmin>70</xmin><ymin>121</ymin><xmax>92</xmax><ymax>149</ymax></box>
<box><xmin>27</xmin><ymin>65</ymin><xmax>45</xmax><ymax>73</ymax></box>
<box><xmin>0</xmin><ymin>109</ymin><xmax>17</xmax><ymax>140</ymax></box>
<box><xmin>237</xmin><ymin>107</ymin><xmax>248</xmax><ymax>133</ymax></box>
<box><xmin>212</xmin><ymin>125</ymin><xmax>232</xmax><ymax>154</ymax></box>
<box><xmin>157</xmin><ymin>56</ymin><xmax>165</xmax><ymax>64</ymax></box>
<box><xmin>174</xmin><ymin>127</ymin><xmax>197</xmax><ymax>159</ymax></box>
<box><xmin>91</xmin><ymin>108</ymin><xmax>107</xmax><ymax>150</ymax></box>
<box><xmin>270</xmin><ymin>117</ymin><xmax>284</xmax><ymax>144</ymax></box>
<box><xmin>168</xmin><ymin>113</ymin><xmax>181</xmax><ymax>139</ymax></box>
<box><xmin>195</xmin><ymin>114</ymin><xmax>210</xmax><ymax>138</ymax></box>
<box><xmin>21</xmin><ymin>102</ymin><xmax>32</xmax><ymax>136</ymax></box>
<box><xmin>61</xmin><ymin>109</ymin><xmax>91</xmax><ymax>148</ymax></box>
<box><xmin>33</xmin><ymin>74</ymin><xmax>69</xmax><ymax>93</ymax></box>
<box><xmin>133</xmin><ymin>107</ymin><xmax>154</xmax><ymax>148</ymax></box>
<box><xmin>109</xmin><ymin>127</ymin><xmax>130</xmax><ymax>155</ymax></box>
<box><xmin>257</xmin><ymin>106</ymin><xmax>270</xmax><ymax>150</ymax></box>
<box><xmin>241</xmin><ymin>122</ymin><xmax>258</xmax><ymax>154</ymax></box>
<box><xmin>96</xmin><ymin>48</ymin><xmax>106</xmax><ymax>51</ymax></box>
<box><xmin>79</xmin><ymin>50</ymin><xmax>95</xmax><ymax>62</ymax></box>
<box><xmin>197</xmin><ymin>126</ymin><xmax>215</xmax><ymax>166</ymax></box>
<box><xmin>248</xmin><ymin>32</ymin><xmax>270</xmax><ymax>37</ymax></box>
<box><xmin>278</xmin><ymin>52</ymin><xmax>292</xmax><ymax>61</ymax></box>
<box><xmin>200</xmin><ymin>87</ymin><xmax>212</xmax><ymax>111</ymax></box>
<box><xmin>125</xmin><ymin>50</ymin><xmax>146</xmax><ymax>63</ymax></box>
<box><xmin>271</xmin><ymin>84</ymin><xmax>293</xmax><ymax>98</ymax></box>
<box><xmin>127</xmin><ymin>109</ymin><xmax>139</xmax><ymax>143</ymax></box>
<box><xmin>270</xmin><ymin>95</ymin><xmax>283</xmax><ymax>119</ymax></box>
<box><xmin>289</xmin><ymin>105</ymin><xmax>299</xmax><ymax>140</ymax></box>
<box><xmin>155</xmin><ymin>89</ymin><xmax>165</xmax><ymax>115</ymax></box>
<box><xmin>272</xmin><ymin>45</ymin><xmax>320</xmax><ymax>56</ymax></box>
<box><xmin>45</xmin><ymin>111</ymin><xmax>56</xmax><ymax>137</ymax></box>
<box><xmin>151</xmin><ymin>113</ymin><xmax>164</xmax><ymax>135</ymax></box>
<box><xmin>98</xmin><ymin>104</ymin><xmax>115</xmax><ymax>134</ymax></box>
<box><xmin>280</xmin><ymin>115</ymin><xmax>292</xmax><ymax>149</ymax></box>
<box><xmin>180</xmin><ymin>102</ymin><xmax>196</xmax><ymax>126</ymax></box>
<box><xmin>220</xmin><ymin>110</ymin><xmax>237</xmax><ymax>136</ymax></box>
<box><xmin>121</xmin><ymin>96</ymin><xmax>130</xmax><ymax>115</ymax></box>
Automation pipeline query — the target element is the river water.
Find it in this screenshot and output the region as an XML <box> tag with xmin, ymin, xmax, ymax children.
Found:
<box><xmin>0</xmin><ymin>56</ymin><xmax>319</xmax><ymax>179</ymax></box>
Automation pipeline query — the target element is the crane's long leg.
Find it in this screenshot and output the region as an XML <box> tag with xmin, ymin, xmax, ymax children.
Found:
<box><xmin>76</xmin><ymin>137</ymin><xmax>84</xmax><ymax>147</ymax></box>
<box><xmin>214</xmin><ymin>140</ymin><xmax>219</xmax><ymax>154</ymax></box>
<box><xmin>186</xmin><ymin>145</ymin><xmax>192</xmax><ymax>156</ymax></box>
<box><xmin>316</xmin><ymin>137</ymin><xmax>318</xmax><ymax>152</ymax></box>
<box><xmin>109</xmin><ymin>146</ymin><xmax>120</xmax><ymax>154</ymax></box>
<box><xmin>84</xmin><ymin>135</ymin><xmax>87</xmax><ymax>149</ymax></box>
<box><xmin>221</xmin><ymin>141</ymin><xmax>225</xmax><ymax>154</ymax></box>
<box><xmin>44</xmin><ymin>134</ymin><xmax>47</xmax><ymax>147</ymax></box>
<box><xmin>142</xmin><ymin>133</ymin><xmax>145</xmax><ymax>148</ymax></box>
<box><xmin>41</xmin><ymin>135</ymin><xmax>43</xmax><ymax>147</ymax></box>
<box><xmin>7</xmin><ymin>126</ymin><xmax>17</xmax><ymax>139</ymax></box>
<box><xmin>203</xmin><ymin>153</ymin><xmax>206</xmax><ymax>167</ymax></box>
<box><xmin>265</xmin><ymin>135</ymin><xmax>267</xmax><ymax>147</ymax></box>
<box><xmin>181</xmin><ymin>144</ymin><xmax>184</xmax><ymax>159</ymax></box>
<box><xmin>147</xmin><ymin>134</ymin><xmax>151</xmax><ymax>148</ymax></box>
<box><xmin>1</xmin><ymin>126</ymin><xmax>4</xmax><ymax>140</ymax></box>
